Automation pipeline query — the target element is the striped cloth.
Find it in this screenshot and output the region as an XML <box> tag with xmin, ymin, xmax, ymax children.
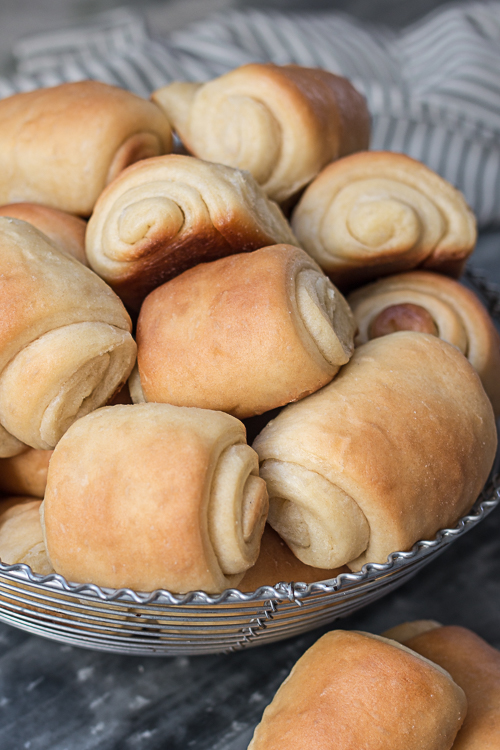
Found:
<box><xmin>3</xmin><ymin>3</ymin><xmax>500</xmax><ymax>225</ymax></box>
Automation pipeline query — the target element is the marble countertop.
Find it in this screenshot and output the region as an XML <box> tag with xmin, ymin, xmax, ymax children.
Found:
<box><xmin>0</xmin><ymin>2</ymin><xmax>499</xmax><ymax>748</ymax></box>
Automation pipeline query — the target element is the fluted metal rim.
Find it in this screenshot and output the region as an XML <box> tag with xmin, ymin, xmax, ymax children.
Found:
<box><xmin>1</xmin><ymin>474</ymin><xmax>498</xmax><ymax>606</ymax></box>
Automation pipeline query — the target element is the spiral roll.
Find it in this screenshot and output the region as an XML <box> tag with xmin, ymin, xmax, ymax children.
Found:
<box><xmin>152</xmin><ymin>64</ymin><xmax>370</xmax><ymax>205</ymax></box>
<box><xmin>86</xmin><ymin>154</ymin><xmax>298</xmax><ymax>310</ymax></box>
<box><xmin>0</xmin><ymin>81</ymin><xmax>172</xmax><ymax>216</ymax></box>
<box><xmin>42</xmin><ymin>403</ymin><xmax>269</xmax><ymax>593</ymax></box>
<box><xmin>0</xmin><ymin>218</ymin><xmax>136</xmax><ymax>450</ymax></box>
<box><xmin>0</xmin><ymin>203</ymin><xmax>87</xmax><ymax>265</ymax></box>
<box><xmin>348</xmin><ymin>271</ymin><xmax>500</xmax><ymax>416</ymax></box>
<box><xmin>291</xmin><ymin>151</ymin><xmax>476</xmax><ymax>289</ymax></box>
<box><xmin>253</xmin><ymin>333</ymin><xmax>496</xmax><ymax>571</ymax></box>
<box><xmin>136</xmin><ymin>245</ymin><xmax>356</xmax><ymax>419</ymax></box>
<box><xmin>0</xmin><ymin>497</ymin><xmax>54</xmax><ymax>575</ymax></box>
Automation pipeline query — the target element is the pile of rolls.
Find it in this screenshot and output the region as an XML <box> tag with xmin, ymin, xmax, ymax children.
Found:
<box><xmin>0</xmin><ymin>63</ymin><xmax>496</xmax><ymax>596</ymax></box>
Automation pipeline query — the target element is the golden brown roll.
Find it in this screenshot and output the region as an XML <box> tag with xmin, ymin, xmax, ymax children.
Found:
<box><xmin>0</xmin><ymin>449</ymin><xmax>52</xmax><ymax>498</ymax></box>
<box><xmin>0</xmin><ymin>203</ymin><xmax>87</xmax><ymax>265</ymax></box>
<box><xmin>0</xmin><ymin>497</ymin><xmax>54</xmax><ymax>575</ymax></box>
<box><xmin>248</xmin><ymin>630</ymin><xmax>466</xmax><ymax>749</ymax></box>
<box><xmin>239</xmin><ymin>525</ymin><xmax>346</xmax><ymax>592</ymax></box>
<box><xmin>0</xmin><ymin>217</ymin><xmax>136</xmax><ymax>450</ymax></box>
<box><xmin>253</xmin><ymin>332</ymin><xmax>496</xmax><ymax>570</ymax></box>
<box><xmin>0</xmin><ymin>80</ymin><xmax>172</xmax><ymax>216</ymax></box>
<box><xmin>385</xmin><ymin>622</ymin><xmax>500</xmax><ymax>750</ymax></box>
<box><xmin>136</xmin><ymin>244</ymin><xmax>356</xmax><ymax>418</ymax></box>
<box><xmin>291</xmin><ymin>151</ymin><xmax>476</xmax><ymax>288</ymax></box>
<box><xmin>85</xmin><ymin>154</ymin><xmax>298</xmax><ymax>310</ymax></box>
<box><xmin>152</xmin><ymin>63</ymin><xmax>370</xmax><ymax>204</ymax></box>
<box><xmin>348</xmin><ymin>270</ymin><xmax>500</xmax><ymax>416</ymax></box>
<box><xmin>42</xmin><ymin>403</ymin><xmax>269</xmax><ymax>593</ymax></box>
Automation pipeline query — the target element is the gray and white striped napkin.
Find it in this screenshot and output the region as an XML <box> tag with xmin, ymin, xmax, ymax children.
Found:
<box><xmin>3</xmin><ymin>2</ymin><xmax>500</xmax><ymax>226</ymax></box>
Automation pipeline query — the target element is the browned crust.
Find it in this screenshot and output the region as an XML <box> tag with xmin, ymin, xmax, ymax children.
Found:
<box><xmin>0</xmin><ymin>203</ymin><xmax>87</xmax><ymax>264</ymax></box>
<box><xmin>292</xmin><ymin>151</ymin><xmax>476</xmax><ymax>289</ymax></box>
<box><xmin>153</xmin><ymin>64</ymin><xmax>369</xmax><ymax>204</ymax></box>
<box><xmin>86</xmin><ymin>154</ymin><xmax>297</xmax><ymax>310</ymax></box>
<box><xmin>0</xmin><ymin>81</ymin><xmax>172</xmax><ymax>215</ymax></box>
<box><xmin>253</xmin><ymin>333</ymin><xmax>497</xmax><ymax>570</ymax></box>
<box><xmin>239</xmin><ymin>525</ymin><xmax>347</xmax><ymax>591</ymax></box>
<box><xmin>271</xmin><ymin>64</ymin><xmax>371</xmax><ymax>159</ymax></box>
<box><xmin>108</xmin><ymin>222</ymin><xmax>235</xmax><ymax>311</ymax></box>
<box><xmin>249</xmin><ymin>630</ymin><xmax>466</xmax><ymax>749</ymax></box>
<box><xmin>369</xmin><ymin>302</ymin><xmax>438</xmax><ymax>337</ymax></box>
<box><xmin>137</xmin><ymin>245</ymin><xmax>337</xmax><ymax>418</ymax></box>
<box><xmin>0</xmin><ymin>449</ymin><xmax>52</xmax><ymax>498</ymax></box>
<box><xmin>43</xmin><ymin>404</ymin><xmax>247</xmax><ymax>593</ymax></box>
<box><xmin>404</xmin><ymin>626</ymin><xmax>500</xmax><ymax>750</ymax></box>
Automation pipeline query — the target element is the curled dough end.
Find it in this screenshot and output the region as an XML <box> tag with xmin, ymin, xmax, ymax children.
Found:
<box><xmin>136</xmin><ymin>245</ymin><xmax>355</xmax><ymax>418</ymax></box>
<box><xmin>0</xmin><ymin>322</ymin><xmax>137</xmax><ymax>449</ymax></box>
<box><xmin>153</xmin><ymin>64</ymin><xmax>370</xmax><ymax>204</ymax></box>
<box><xmin>209</xmin><ymin>444</ymin><xmax>269</xmax><ymax>576</ymax></box>
<box><xmin>292</xmin><ymin>151</ymin><xmax>477</xmax><ymax>288</ymax></box>
<box><xmin>86</xmin><ymin>154</ymin><xmax>297</xmax><ymax>310</ymax></box>
<box><xmin>261</xmin><ymin>459</ymin><xmax>369</xmax><ymax>569</ymax></box>
<box><xmin>296</xmin><ymin>268</ymin><xmax>355</xmax><ymax>367</ymax></box>
<box><xmin>43</xmin><ymin>403</ymin><xmax>266</xmax><ymax>593</ymax></box>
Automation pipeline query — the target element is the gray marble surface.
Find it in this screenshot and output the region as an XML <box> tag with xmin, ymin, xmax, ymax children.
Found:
<box><xmin>0</xmin><ymin>1</ymin><xmax>499</xmax><ymax>748</ymax></box>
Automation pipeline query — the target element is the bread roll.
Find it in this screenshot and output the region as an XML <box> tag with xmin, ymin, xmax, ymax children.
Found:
<box><xmin>240</xmin><ymin>525</ymin><xmax>346</xmax><ymax>592</ymax></box>
<box><xmin>0</xmin><ymin>497</ymin><xmax>54</xmax><ymax>575</ymax></box>
<box><xmin>0</xmin><ymin>449</ymin><xmax>51</xmax><ymax>498</ymax></box>
<box><xmin>347</xmin><ymin>270</ymin><xmax>500</xmax><ymax>416</ymax></box>
<box><xmin>152</xmin><ymin>63</ymin><xmax>370</xmax><ymax>204</ymax></box>
<box><xmin>136</xmin><ymin>245</ymin><xmax>356</xmax><ymax>418</ymax></box>
<box><xmin>42</xmin><ymin>403</ymin><xmax>269</xmax><ymax>593</ymax></box>
<box><xmin>385</xmin><ymin>622</ymin><xmax>500</xmax><ymax>750</ymax></box>
<box><xmin>248</xmin><ymin>630</ymin><xmax>466</xmax><ymax>749</ymax></box>
<box><xmin>292</xmin><ymin>151</ymin><xmax>476</xmax><ymax>288</ymax></box>
<box><xmin>0</xmin><ymin>203</ymin><xmax>87</xmax><ymax>265</ymax></box>
<box><xmin>0</xmin><ymin>81</ymin><xmax>172</xmax><ymax>216</ymax></box>
<box><xmin>0</xmin><ymin>425</ymin><xmax>27</xmax><ymax>459</ymax></box>
<box><xmin>86</xmin><ymin>154</ymin><xmax>298</xmax><ymax>310</ymax></box>
<box><xmin>253</xmin><ymin>332</ymin><xmax>496</xmax><ymax>570</ymax></box>
<box><xmin>0</xmin><ymin>217</ymin><xmax>136</xmax><ymax>449</ymax></box>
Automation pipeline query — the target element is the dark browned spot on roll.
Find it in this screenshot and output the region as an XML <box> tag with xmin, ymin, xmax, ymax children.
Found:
<box><xmin>369</xmin><ymin>303</ymin><xmax>438</xmax><ymax>339</ymax></box>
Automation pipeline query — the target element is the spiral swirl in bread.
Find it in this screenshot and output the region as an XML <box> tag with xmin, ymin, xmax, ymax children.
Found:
<box><xmin>253</xmin><ymin>333</ymin><xmax>496</xmax><ymax>570</ymax></box>
<box><xmin>86</xmin><ymin>154</ymin><xmax>298</xmax><ymax>309</ymax></box>
<box><xmin>0</xmin><ymin>81</ymin><xmax>172</xmax><ymax>216</ymax></box>
<box><xmin>292</xmin><ymin>151</ymin><xmax>476</xmax><ymax>288</ymax></box>
<box><xmin>136</xmin><ymin>245</ymin><xmax>356</xmax><ymax>418</ymax></box>
<box><xmin>0</xmin><ymin>218</ymin><xmax>136</xmax><ymax>450</ymax></box>
<box><xmin>152</xmin><ymin>63</ymin><xmax>370</xmax><ymax>204</ymax></box>
<box><xmin>42</xmin><ymin>404</ymin><xmax>269</xmax><ymax>593</ymax></box>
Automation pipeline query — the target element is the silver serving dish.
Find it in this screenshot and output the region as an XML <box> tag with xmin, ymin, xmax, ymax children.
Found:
<box><xmin>0</xmin><ymin>268</ymin><xmax>498</xmax><ymax>656</ymax></box>
<box><xmin>0</xmin><ymin>477</ymin><xmax>498</xmax><ymax>656</ymax></box>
